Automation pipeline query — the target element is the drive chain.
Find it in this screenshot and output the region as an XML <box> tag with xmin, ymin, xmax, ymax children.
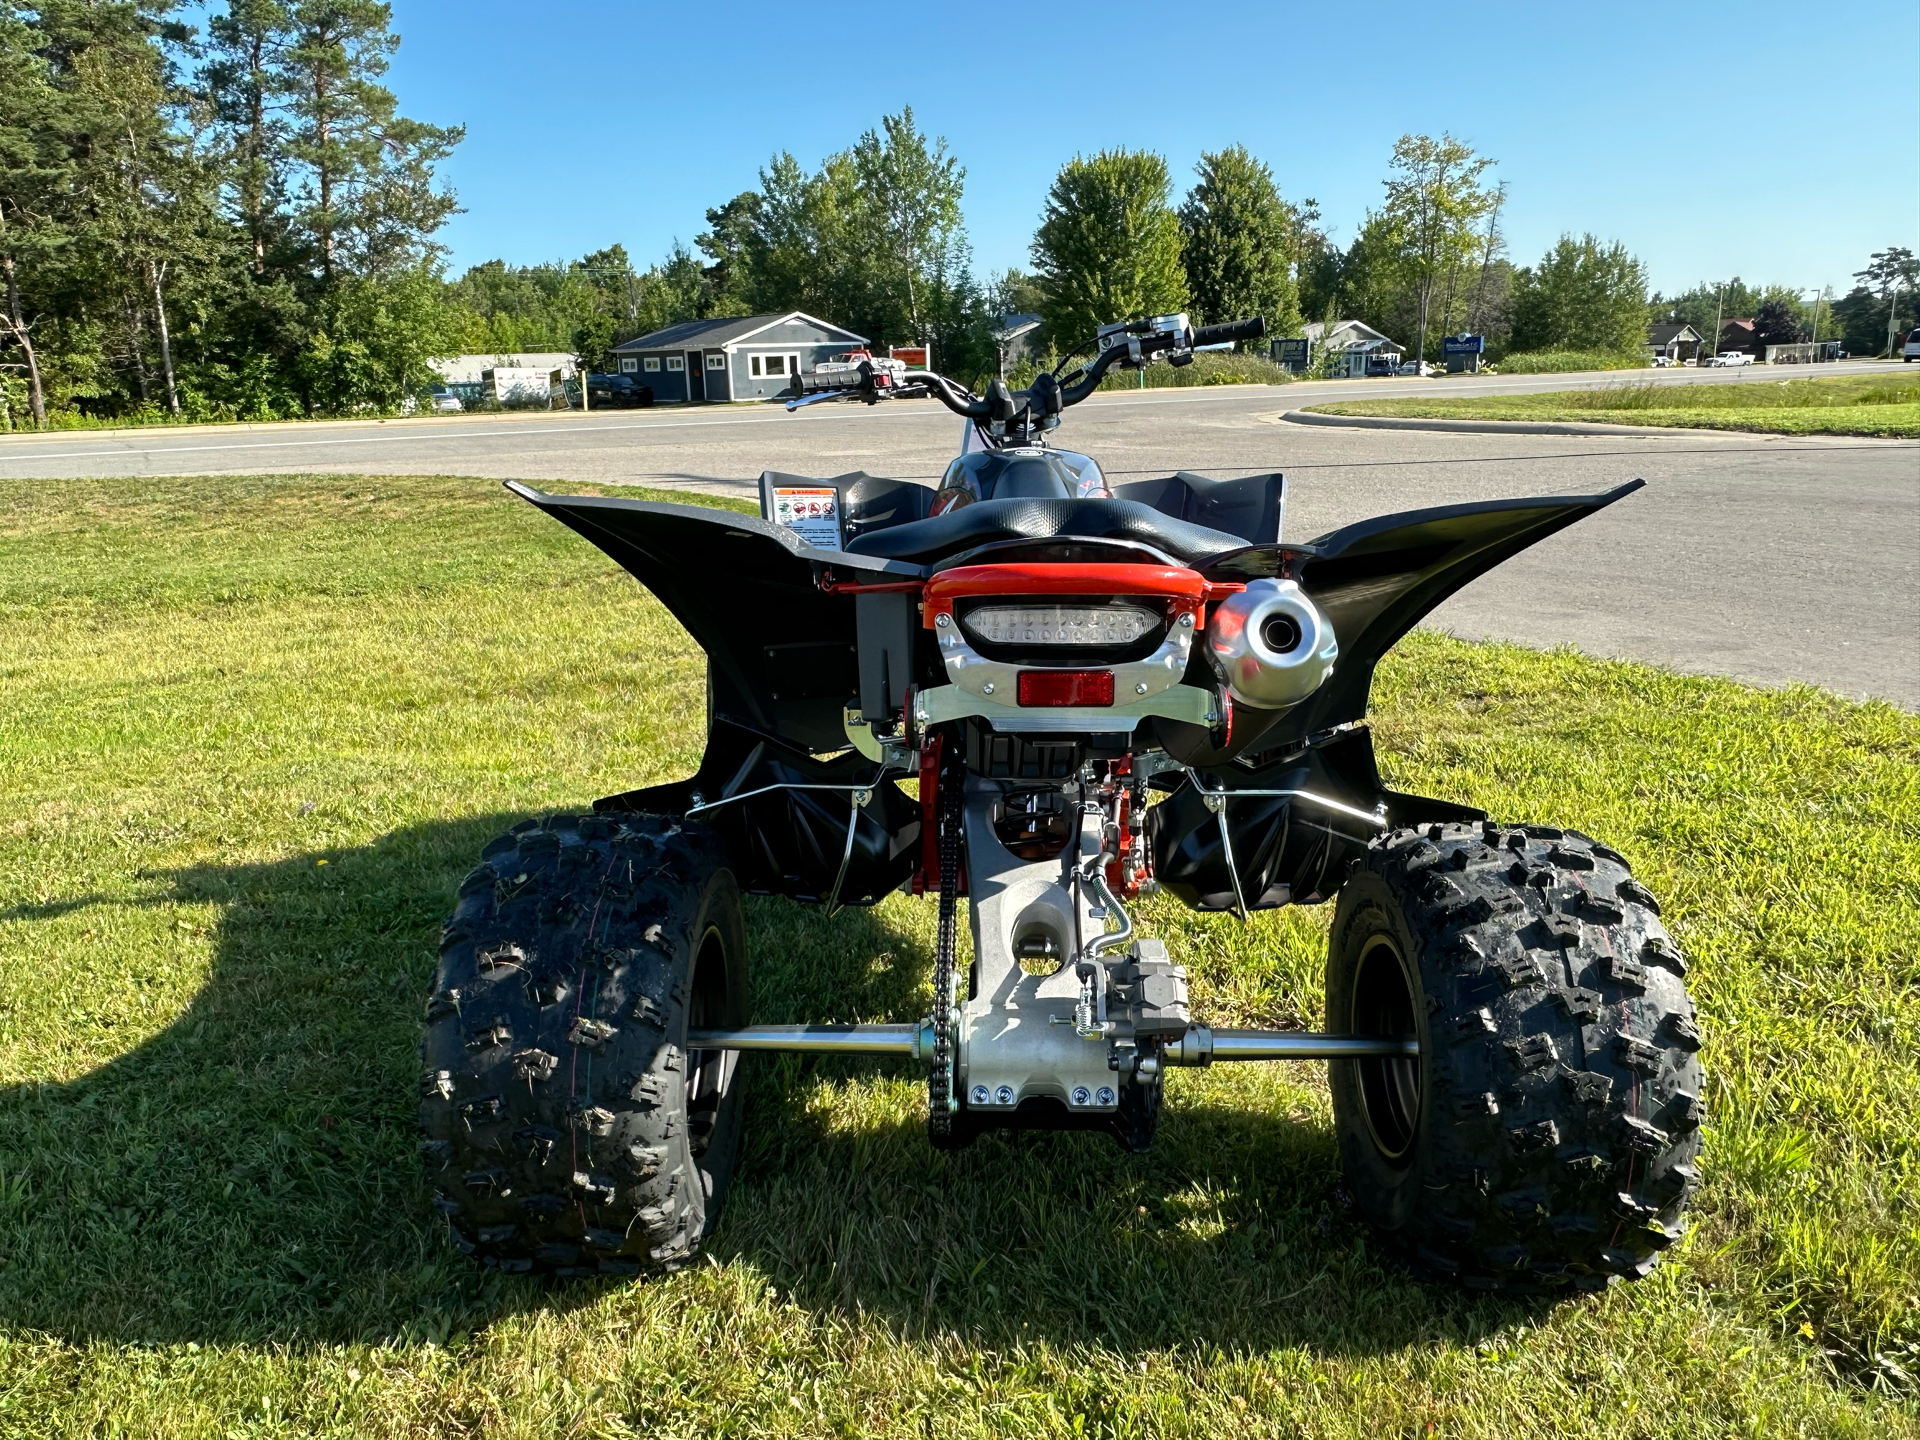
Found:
<box><xmin>928</xmin><ymin>736</ymin><xmax>963</xmax><ymax>1139</ymax></box>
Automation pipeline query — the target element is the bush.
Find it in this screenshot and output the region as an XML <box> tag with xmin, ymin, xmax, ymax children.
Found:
<box><xmin>1095</xmin><ymin>349</ymin><xmax>1295</xmax><ymax>390</ymax></box>
<box><xmin>1493</xmin><ymin>349</ymin><xmax>1645</xmax><ymax>374</ymax></box>
<box><xmin>1006</xmin><ymin>348</ymin><xmax>1295</xmax><ymax>392</ymax></box>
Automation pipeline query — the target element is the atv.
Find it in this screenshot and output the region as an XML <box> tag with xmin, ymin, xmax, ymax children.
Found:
<box><xmin>421</xmin><ymin>313</ymin><xmax>1704</xmax><ymax>1290</ymax></box>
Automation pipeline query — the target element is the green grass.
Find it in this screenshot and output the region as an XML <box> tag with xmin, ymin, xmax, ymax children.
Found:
<box><xmin>1308</xmin><ymin>372</ymin><xmax>1920</xmax><ymax>437</ymax></box>
<box><xmin>1</xmin><ymin>473</ymin><xmax>1917</xmax><ymax>1437</ymax></box>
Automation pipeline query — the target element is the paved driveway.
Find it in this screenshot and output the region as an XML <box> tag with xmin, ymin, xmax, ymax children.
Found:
<box><xmin>3</xmin><ymin>366</ymin><xmax>1914</xmax><ymax>707</ymax></box>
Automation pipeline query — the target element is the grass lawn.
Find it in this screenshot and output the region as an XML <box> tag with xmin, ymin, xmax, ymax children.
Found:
<box><xmin>1306</xmin><ymin>372</ymin><xmax>1920</xmax><ymax>437</ymax></box>
<box><xmin>1</xmin><ymin>472</ymin><xmax>1916</xmax><ymax>1438</ymax></box>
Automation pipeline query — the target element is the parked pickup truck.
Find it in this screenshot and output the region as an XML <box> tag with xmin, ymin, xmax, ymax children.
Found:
<box><xmin>1705</xmin><ymin>351</ymin><xmax>1755</xmax><ymax>367</ymax></box>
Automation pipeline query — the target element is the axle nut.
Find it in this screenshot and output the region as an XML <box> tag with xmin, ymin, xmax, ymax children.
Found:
<box><xmin>993</xmin><ymin>1085</ymin><xmax>1016</xmax><ymax>1106</ymax></box>
<box><xmin>970</xmin><ymin>1085</ymin><xmax>990</xmax><ymax>1105</ymax></box>
<box><xmin>1095</xmin><ymin>1087</ymin><xmax>1116</xmax><ymax>1106</ymax></box>
<box><xmin>1071</xmin><ymin>1085</ymin><xmax>1092</xmax><ymax>1106</ymax></box>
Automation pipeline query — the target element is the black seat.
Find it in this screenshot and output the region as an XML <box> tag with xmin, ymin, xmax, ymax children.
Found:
<box><xmin>841</xmin><ymin>498</ymin><xmax>1248</xmax><ymax>568</ymax></box>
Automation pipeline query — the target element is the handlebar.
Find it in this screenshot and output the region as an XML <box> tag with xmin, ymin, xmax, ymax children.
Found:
<box><xmin>1193</xmin><ymin>316</ymin><xmax>1267</xmax><ymax>349</ymax></box>
<box><xmin>795</xmin><ymin>314</ymin><xmax>1266</xmax><ymax>428</ymax></box>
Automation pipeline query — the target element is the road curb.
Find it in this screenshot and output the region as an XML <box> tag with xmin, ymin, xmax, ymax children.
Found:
<box><xmin>1278</xmin><ymin>410</ymin><xmax>1710</xmax><ymax>438</ymax></box>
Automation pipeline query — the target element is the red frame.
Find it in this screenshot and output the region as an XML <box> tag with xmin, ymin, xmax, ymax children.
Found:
<box><xmin>922</xmin><ymin>562</ymin><xmax>1242</xmax><ymax>628</ymax></box>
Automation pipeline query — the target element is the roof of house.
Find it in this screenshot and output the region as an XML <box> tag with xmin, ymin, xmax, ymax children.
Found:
<box><xmin>994</xmin><ymin>313</ymin><xmax>1042</xmax><ymax>340</ymax></box>
<box><xmin>611</xmin><ymin>311</ymin><xmax>865</xmax><ymax>352</ymax></box>
<box><xmin>1647</xmin><ymin>322</ymin><xmax>1704</xmax><ymax>345</ymax></box>
<box><xmin>1303</xmin><ymin>319</ymin><xmax>1401</xmax><ymax>351</ymax></box>
<box><xmin>1720</xmin><ymin>318</ymin><xmax>1756</xmax><ymax>333</ymax></box>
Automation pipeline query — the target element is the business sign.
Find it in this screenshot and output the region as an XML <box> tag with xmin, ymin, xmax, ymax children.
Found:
<box><xmin>1442</xmin><ymin>334</ymin><xmax>1485</xmax><ymax>355</ymax></box>
<box><xmin>1273</xmin><ymin>338</ymin><xmax>1310</xmax><ymax>370</ymax></box>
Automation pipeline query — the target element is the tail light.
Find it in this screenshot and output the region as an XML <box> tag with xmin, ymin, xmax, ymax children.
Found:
<box><xmin>962</xmin><ymin>603</ymin><xmax>1159</xmax><ymax>648</ymax></box>
<box><xmin>1017</xmin><ymin>670</ymin><xmax>1115</xmax><ymax>707</ymax></box>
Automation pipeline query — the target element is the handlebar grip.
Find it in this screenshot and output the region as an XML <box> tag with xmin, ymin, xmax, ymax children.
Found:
<box><xmin>1192</xmin><ymin>316</ymin><xmax>1267</xmax><ymax>348</ymax></box>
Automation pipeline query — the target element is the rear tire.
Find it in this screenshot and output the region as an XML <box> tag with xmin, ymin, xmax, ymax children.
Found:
<box><xmin>1328</xmin><ymin>821</ymin><xmax>1703</xmax><ymax>1291</ymax></box>
<box><xmin>419</xmin><ymin>813</ymin><xmax>748</xmax><ymax>1275</ymax></box>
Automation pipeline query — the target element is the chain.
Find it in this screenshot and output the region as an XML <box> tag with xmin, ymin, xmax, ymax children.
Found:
<box><xmin>928</xmin><ymin>735</ymin><xmax>963</xmax><ymax>1139</ymax></box>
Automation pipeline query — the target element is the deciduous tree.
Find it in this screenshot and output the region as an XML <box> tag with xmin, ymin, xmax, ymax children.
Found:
<box><xmin>1031</xmin><ymin>148</ymin><xmax>1187</xmax><ymax>353</ymax></box>
<box><xmin>1509</xmin><ymin>234</ymin><xmax>1648</xmax><ymax>356</ymax></box>
<box><xmin>1752</xmin><ymin>296</ymin><xmax>1804</xmax><ymax>350</ymax></box>
<box><xmin>1380</xmin><ymin>133</ymin><xmax>1494</xmax><ymax>365</ymax></box>
<box><xmin>851</xmin><ymin>107</ymin><xmax>965</xmax><ymax>343</ymax></box>
<box><xmin>1178</xmin><ymin>144</ymin><xmax>1299</xmax><ymax>339</ymax></box>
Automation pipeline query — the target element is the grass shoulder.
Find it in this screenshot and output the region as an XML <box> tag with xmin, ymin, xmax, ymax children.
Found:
<box><xmin>0</xmin><ymin>471</ymin><xmax>1914</xmax><ymax>1434</ymax></box>
<box><xmin>1303</xmin><ymin>372</ymin><xmax>1920</xmax><ymax>437</ymax></box>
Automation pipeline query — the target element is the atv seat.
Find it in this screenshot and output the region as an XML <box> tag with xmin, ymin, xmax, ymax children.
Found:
<box><xmin>841</xmin><ymin>497</ymin><xmax>1247</xmax><ymax>568</ymax></box>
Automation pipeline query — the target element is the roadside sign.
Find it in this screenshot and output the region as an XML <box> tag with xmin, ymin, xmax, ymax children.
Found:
<box><xmin>1442</xmin><ymin>335</ymin><xmax>1485</xmax><ymax>355</ymax></box>
<box><xmin>1273</xmin><ymin>338</ymin><xmax>1310</xmax><ymax>371</ymax></box>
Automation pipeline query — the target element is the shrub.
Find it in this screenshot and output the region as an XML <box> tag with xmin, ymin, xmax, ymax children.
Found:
<box><xmin>1494</xmin><ymin>349</ymin><xmax>1645</xmax><ymax>374</ymax></box>
<box><xmin>1096</xmin><ymin>350</ymin><xmax>1295</xmax><ymax>389</ymax></box>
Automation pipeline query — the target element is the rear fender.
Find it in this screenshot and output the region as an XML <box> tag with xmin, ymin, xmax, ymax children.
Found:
<box><xmin>1177</xmin><ymin>481</ymin><xmax>1645</xmax><ymax>757</ymax></box>
<box><xmin>505</xmin><ymin>482</ymin><xmax>922</xmax><ymax>753</ymax></box>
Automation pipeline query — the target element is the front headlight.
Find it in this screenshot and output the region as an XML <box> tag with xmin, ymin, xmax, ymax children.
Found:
<box><xmin>961</xmin><ymin>603</ymin><xmax>1160</xmax><ymax>648</ymax></box>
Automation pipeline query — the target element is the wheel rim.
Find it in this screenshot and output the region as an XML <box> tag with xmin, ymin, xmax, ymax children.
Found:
<box><xmin>685</xmin><ymin>924</ymin><xmax>736</xmax><ymax>1161</ymax></box>
<box><xmin>1351</xmin><ymin>934</ymin><xmax>1421</xmax><ymax>1163</ymax></box>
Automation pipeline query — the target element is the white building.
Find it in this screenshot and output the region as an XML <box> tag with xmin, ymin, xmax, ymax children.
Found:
<box><xmin>1302</xmin><ymin>320</ymin><xmax>1404</xmax><ymax>377</ymax></box>
<box><xmin>428</xmin><ymin>352</ymin><xmax>579</xmax><ymax>385</ymax></box>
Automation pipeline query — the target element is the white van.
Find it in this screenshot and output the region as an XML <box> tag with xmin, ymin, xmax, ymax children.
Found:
<box><xmin>1903</xmin><ymin>327</ymin><xmax>1920</xmax><ymax>361</ymax></box>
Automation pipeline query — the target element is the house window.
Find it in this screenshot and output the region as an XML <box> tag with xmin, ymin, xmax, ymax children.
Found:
<box><xmin>643</xmin><ymin>356</ymin><xmax>660</xmax><ymax>372</ymax></box>
<box><xmin>705</xmin><ymin>352</ymin><xmax>727</xmax><ymax>370</ymax></box>
<box><xmin>620</xmin><ymin>357</ymin><xmax>638</xmax><ymax>373</ymax></box>
<box><xmin>750</xmin><ymin>354</ymin><xmax>790</xmax><ymax>378</ymax></box>
<box><xmin>665</xmin><ymin>356</ymin><xmax>684</xmax><ymax>372</ymax></box>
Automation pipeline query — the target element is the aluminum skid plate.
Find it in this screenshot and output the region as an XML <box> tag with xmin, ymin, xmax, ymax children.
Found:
<box><xmin>957</xmin><ymin>780</ymin><xmax>1123</xmax><ymax>1113</ymax></box>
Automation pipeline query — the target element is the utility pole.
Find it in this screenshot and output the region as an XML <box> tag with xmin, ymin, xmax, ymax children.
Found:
<box><xmin>1712</xmin><ymin>282</ymin><xmax>1726</xmax><ymax>360</ymax></box>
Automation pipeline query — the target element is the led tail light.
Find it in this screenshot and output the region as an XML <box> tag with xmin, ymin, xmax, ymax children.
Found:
<box><xmin>962</xmin><ymin>603</ymin><xmax>1158</xmax><ymax>648</ymax></box>
<box><xmin>1017</xmin><ymin>670</ymin><xmax>1115</xmax><ymax>707</ymax></box>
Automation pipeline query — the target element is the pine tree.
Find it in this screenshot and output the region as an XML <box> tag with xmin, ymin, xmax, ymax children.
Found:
<box><xmin>0</xmin><ymin>9</ymin><xmax>63</xmax><ymax>426</ymax></box>
<box><xmin>280</xmin><ymin>0</ymin><xmax>461</xmax><ymax>282</ymax></box>
<box><xmin>203</xmin><ymin>0</ymin><xmax>294</xmax><ymax>274</ymax></box>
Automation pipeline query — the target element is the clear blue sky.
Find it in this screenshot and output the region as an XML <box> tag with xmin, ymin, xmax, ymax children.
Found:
<box><xmin>375</xmin><ymin>0</ymin><xmax>1918</xmax><ymax>300</ymax></box>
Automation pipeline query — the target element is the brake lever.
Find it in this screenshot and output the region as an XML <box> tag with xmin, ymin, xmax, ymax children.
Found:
<box><xmin>784</xmin><ymin>389</ymin><xmax>860</xmax><ymax>412</ymax></box>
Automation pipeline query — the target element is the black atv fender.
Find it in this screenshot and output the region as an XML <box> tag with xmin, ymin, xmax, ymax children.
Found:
<box><xmin>1159</xmin><ymin>479</ymin><xmax>1647</xmax><ymax>765</ymax></box>
<box><xmin>504</xmin><ymin>482</ymin><xmax>915</xmax><ymax>755</ymax></box>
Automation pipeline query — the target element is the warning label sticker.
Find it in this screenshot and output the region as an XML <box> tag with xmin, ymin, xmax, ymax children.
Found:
<box><xmin>770</xmin><ymin>486</ymin><xmax>843</xmax><ymax>551</ymax></box>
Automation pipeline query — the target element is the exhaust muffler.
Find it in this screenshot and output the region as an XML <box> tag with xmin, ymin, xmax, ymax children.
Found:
<box><xmin>1205</xmin><ymin>578</ymin><xmax>1337</xmax><ymax>709</ymax></box>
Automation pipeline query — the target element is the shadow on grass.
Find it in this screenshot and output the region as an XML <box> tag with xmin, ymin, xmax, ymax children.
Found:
<box><xmin>0</xmin><ymin>817</ymin><xmax>1551</xmax><ymax>1353</ymax></box>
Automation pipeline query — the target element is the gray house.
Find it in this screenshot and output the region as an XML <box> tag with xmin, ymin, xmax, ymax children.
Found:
<box><xmin>609</xmin><ymin>312</ymin><xmax>867</xmax><ymax>403</ymax></box>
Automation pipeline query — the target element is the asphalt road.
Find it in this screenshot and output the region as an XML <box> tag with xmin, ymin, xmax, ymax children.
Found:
<box><xmin>4</xmin><ymin>363</ymin><xmax>1915</xmax><ymax>708</ymax></box>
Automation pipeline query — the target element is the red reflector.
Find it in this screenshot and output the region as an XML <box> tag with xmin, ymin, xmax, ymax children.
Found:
<box><xmin>1017</xmin><ymin>670</ymin><xmax>1115</xmax><ymax>707</ymax></box>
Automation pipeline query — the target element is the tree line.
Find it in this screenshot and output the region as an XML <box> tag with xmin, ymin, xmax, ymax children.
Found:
<box><xmin>3</xmin><ymin>5</ymin><xmax>1912</xmax><ymax>430</ymax></box>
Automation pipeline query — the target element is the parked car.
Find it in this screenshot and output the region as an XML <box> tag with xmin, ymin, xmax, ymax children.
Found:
<box><xmin>1902</xmin><ymin>327</ymin><xmax>1920</xmax><ymax>362</ymax></box>
<box><xmin>1706</xmin><ymin>351</ymin><xmax>1755</xmax><ymax>367</ymax></box>
<box><xmin>426</xmin><ymin>386</ymin><xmax>463</xmax><ymax>413</ymax></box>
<box><xmin>585</xmin><ymin>373</ymin><xmax>656</xmax><ymax>407</ymax></box>
<box><xmin>1394</xmin><ymin>360</ymin><xmax>1439</xmax><ymax>377</ymax></box>
<box><xmin>1649</xmin><ymin>355</ymin><xmax>1673</xmax><ymax>367</ymax></box>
